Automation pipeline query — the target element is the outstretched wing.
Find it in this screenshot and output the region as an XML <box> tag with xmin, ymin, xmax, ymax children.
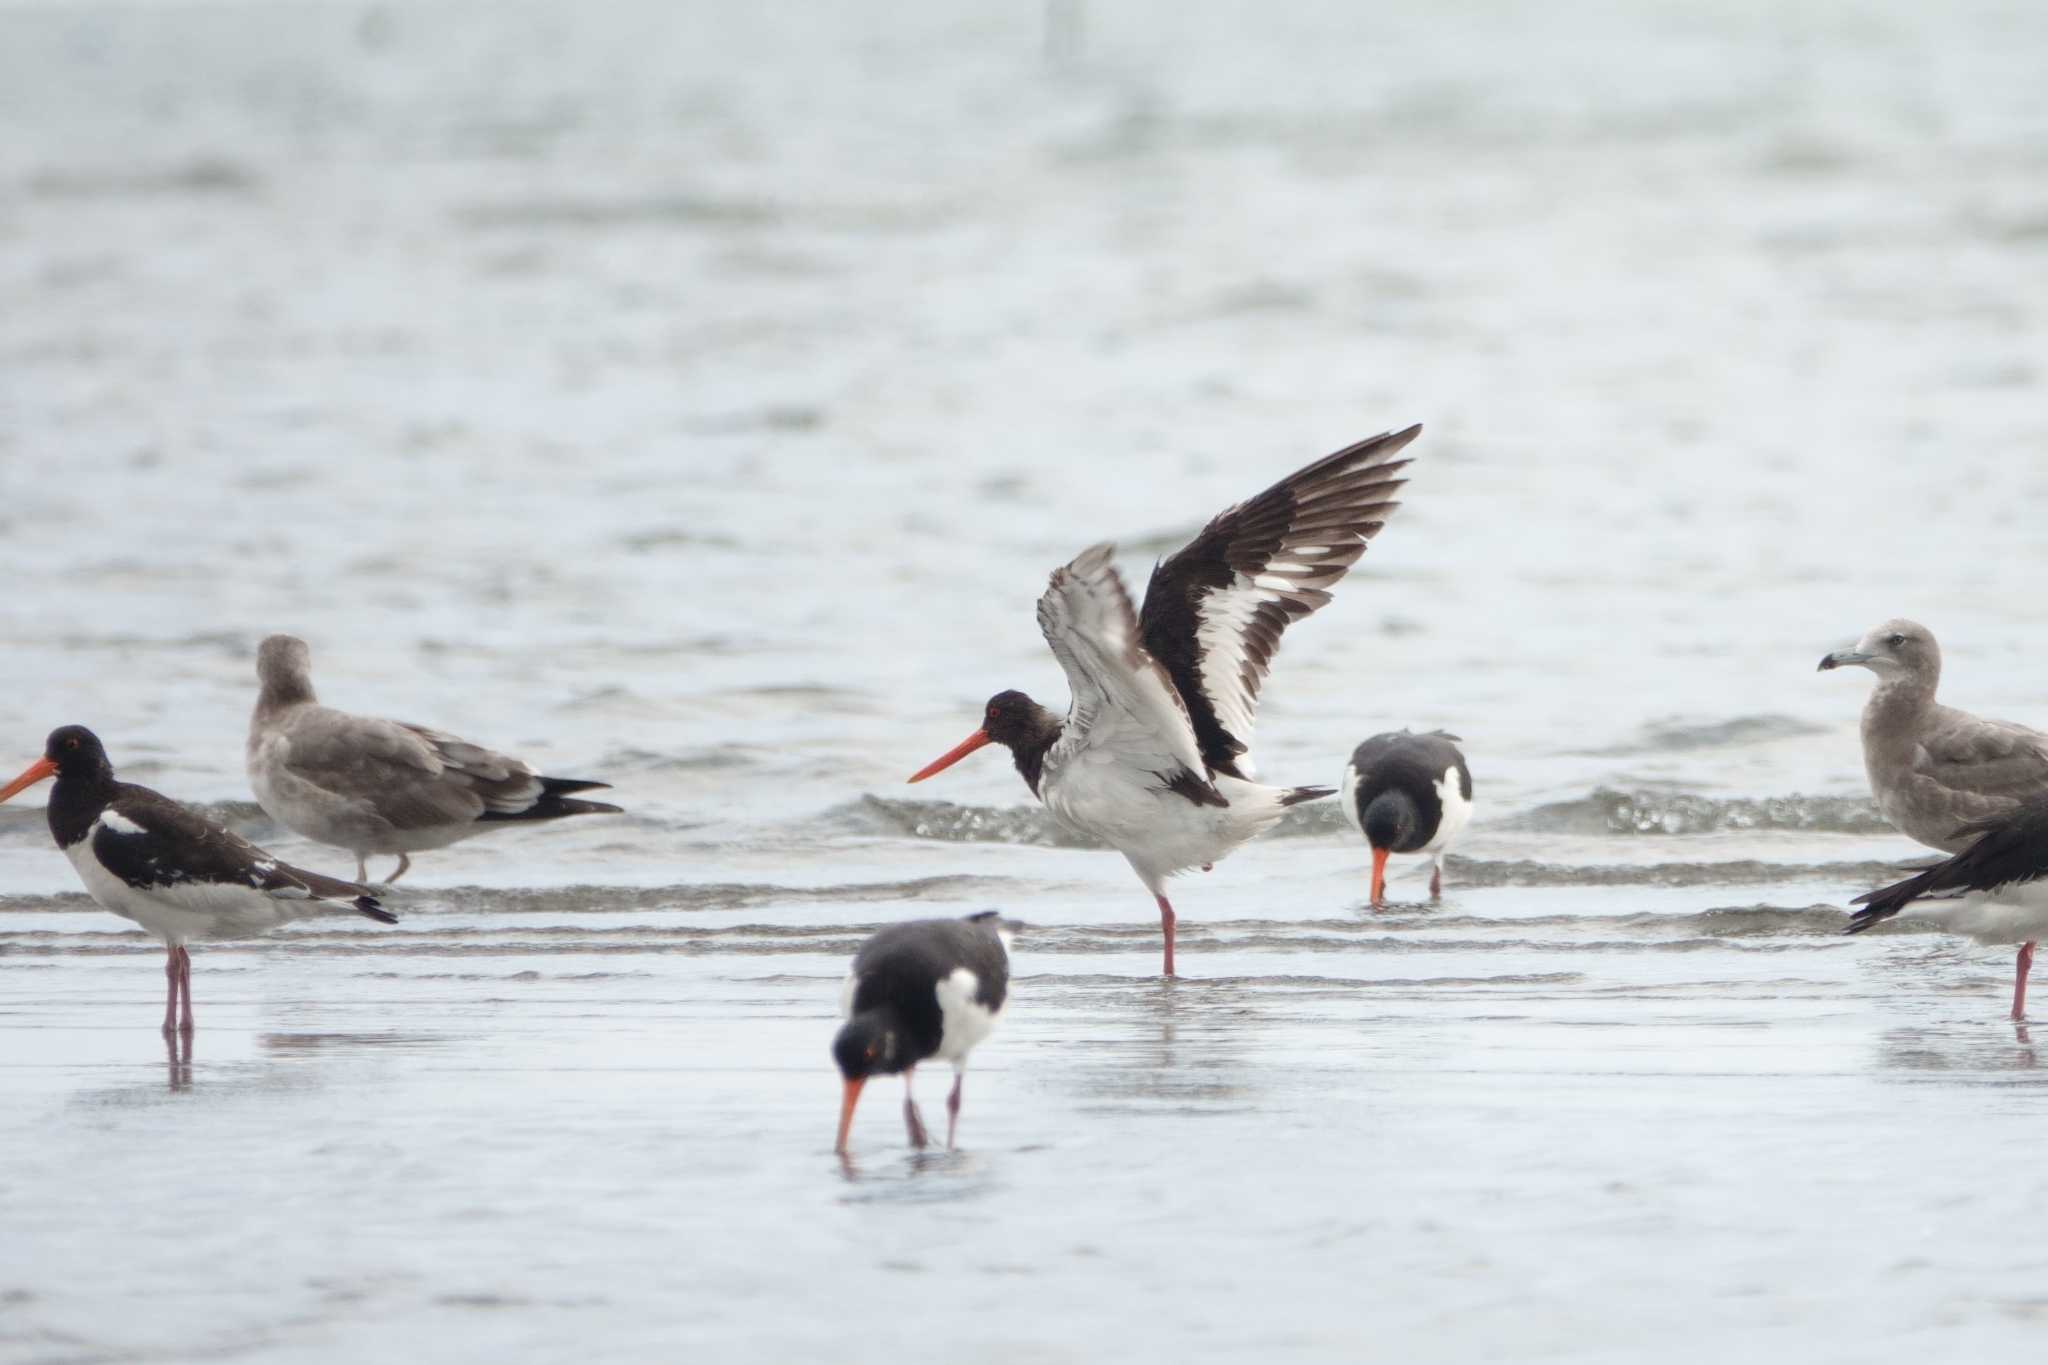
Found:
<box><xmin>1037</xmin><ymin>544</ymin><xmax>1224</xmax><ymax>807</ymax></box>
<box><xmin>1139</xmin><ymin>426</ymin><xmax>1419</xmax><ymax>779</ymax></box>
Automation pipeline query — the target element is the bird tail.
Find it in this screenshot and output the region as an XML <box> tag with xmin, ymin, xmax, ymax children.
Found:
<box><xmin>1280</xmin><ymin>785</ymin><xmax>1336</xmax><ymax>807</ymax></box>
<box><xmin>479</xmin><ymin>778</ymin><xmax>624</xmax><ymax>823</ymax></box>
<box><xmin>284</xmin><ymin>864</ymin><xmax>399</xmax><ymax>925</ymax></box>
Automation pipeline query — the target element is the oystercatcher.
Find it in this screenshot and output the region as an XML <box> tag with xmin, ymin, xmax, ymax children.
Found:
<box><xmin>0</xmin><ymin>725</ymin><xmax>396</xmax><ymax>1034</ymax></box>
<box><xmin>1848</xmin><ymin>797</ymin><xmax>2048</xmax><ymax>1020</ymax></box>
<box><xmin>908</xmin><ymin>426</ymin><xmax>1421</xmax><ymax>976</ymax></box>
<box><xmin>833</xmin><ymin>911</ymin><xmax>1014</xmax><ymax>1156</ymax></box>
<box><xmin>1342</xmin><ymin>730</ymin><xmax>1473</xmax><ymax>906</ymax></box>
<box><xmin>248</xmin><ymin>634</ymin><xmax>622</xmax><ymax>883</ymax></box>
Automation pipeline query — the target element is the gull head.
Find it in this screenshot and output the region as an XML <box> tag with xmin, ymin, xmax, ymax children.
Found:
<box><xmin>1818</xmin><ymin>618</ymin><xmax>1939</xmax><ymax>685</ymax></box>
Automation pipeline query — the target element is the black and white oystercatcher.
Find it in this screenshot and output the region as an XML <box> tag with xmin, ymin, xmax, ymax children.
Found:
<box><xmin>1820</xmin><ymin>619</ymin><xmax>2048</xmax><ymax>1009</ymax></box>
<box><xmin>907</xmin><ymin>427</ymin><xmax>1421</xmax><ymax>976</ymax></box>
<box><xmin>248</xmin><ymin>634</ymin><xmax>622</xmax><ymax>883</ymax></box>
<box><xmin>833</xmin><ymin>911</ymin><xmax>1014</xmax><ymax>1155</ymax></box>
<box><xmin>0</xmin><ymin>725</ymin><xmax>395</xmax><ymax>1034</ymax></box>
<box><xmin>1342</xmin><ymin>730</ymin><xmax>1473</xmax><ymax>906</ymax></box>
<box><xmin>1847</xmin><ymin>797</ymin><xmax>2048</xmax><ymax>1020</ymax></box>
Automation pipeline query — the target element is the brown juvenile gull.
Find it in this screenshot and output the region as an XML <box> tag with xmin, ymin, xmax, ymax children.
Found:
<box><xmin>248</xmin><ymin>635</ymin><xmax>622</xmax><ymax>884</ymax></box>
<box><xmin>1820</xmin><ymin>617</ymin><xmax>2048</xmax><ymax>1014</ymax></box>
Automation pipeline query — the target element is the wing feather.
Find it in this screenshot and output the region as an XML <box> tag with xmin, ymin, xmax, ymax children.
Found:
<box><xmin>1140</xmin><ymin>425</ymin><xmax>1421</xmax><ymax>778</ymax></box>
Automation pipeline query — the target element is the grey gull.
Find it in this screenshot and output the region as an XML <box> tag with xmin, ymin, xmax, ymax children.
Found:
<box><xmin>248</xmin><ymin>635</ymin><xmax>622</xmax><ymax>884</ymax></box>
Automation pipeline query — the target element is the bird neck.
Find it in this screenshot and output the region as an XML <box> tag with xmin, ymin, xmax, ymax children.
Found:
<box><xmin>1863</xmin><ymin>673</ymin><xmax>1935</xmax><ymax>741</ymax></box>
<box><xmin>254</xmin><ymin>674</ymin><xmax>317</xmax><ymax>718</ymax></box>
<box><xmin>996</xmin><ymin>706</ymin><xmax>1065</xmax><ymax>798</ymax></box>
<box><xmin>46</xmin><ymin>768</ymin><xmax>116</xmax><ymax>849</ymax></box>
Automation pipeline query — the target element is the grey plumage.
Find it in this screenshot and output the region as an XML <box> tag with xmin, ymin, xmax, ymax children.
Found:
<box><xmin>247</xmin><ymin>635</ymin><xmax>621</xmax><ymax>882</ymax></box>
<box><xmin>1820</xmin><ymin>618</ymin><xmax>2048</xmax><ymax>853</ymax></box>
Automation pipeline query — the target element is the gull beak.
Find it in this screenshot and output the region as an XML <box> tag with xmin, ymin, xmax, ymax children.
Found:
<box><xmin>834</xmin><ymin>1076</ymin><xmax>867</xmax><ymax>1154</ymax></box>
<box><xmin>0</xmin><ymin>757</ymin><xmax>57</xmax><ymax>804</ymax></box>
<box><xmin>908</xmin><ymin>729</ymin><xmax>991</xmax><ymax>783</ymax></box>
<box><xmin>1817</xmin><ymin>650</ymin><xmax>1874</xmax><ymax>673</ymax></box>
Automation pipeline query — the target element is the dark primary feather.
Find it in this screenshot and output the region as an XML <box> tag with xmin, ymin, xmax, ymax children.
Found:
<box><xmin>1847</xmin><ymin>801</ymin><xmax>2048</xmax><ymax>933</ymax></box>
<box><xmin>848</xmin><ymin>913</ymin><xmax>1011</xmax><ymax>1065</ymax></box>
<box><xmin>96</xmin><ymin>786</ymin><xmax>393</xmax><ymax>923</ymax></box>
<box><xmin>1139</xmin><ymin>426</ymin><xmax>1420</xmax><ymax>778</ymax></box>
<box><xmin>475</xmin><ymin>777</ymin><xmax>623</xmax><ymax>824</ymax></box>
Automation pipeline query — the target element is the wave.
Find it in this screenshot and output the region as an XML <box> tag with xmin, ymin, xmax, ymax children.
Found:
<box><xmin>1512</xmin><ymin>788</ymin><xmax>1887</xmax><ymax>836</ymax></box>
<box><xmin>830</xmin><ymin>795</ymin><xmax>1346</xmax><ymax>847</ymax></box>
<box><xmin>1586</xmin><ymin>713</ymin><xmax>1827</xmax><ymax>755</ymax></box>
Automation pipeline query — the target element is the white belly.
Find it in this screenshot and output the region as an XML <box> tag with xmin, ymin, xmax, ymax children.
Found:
<box><xmin>1041</xmin><ymin>760</ymin><xmax>1289</xmax><ymax>888</ymax></box>
<box><xmin>1422</xmin><ymin>765</ymin><xmax>1474</xmax><ymax>856</ymax></box>
<box><xmin>1905</xmin><ymin>884</ymin><xmax>2048</xmax><ymax>946</ymax></box>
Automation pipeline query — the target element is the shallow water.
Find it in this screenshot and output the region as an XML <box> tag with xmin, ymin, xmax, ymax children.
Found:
<box><xmin>4</xmin><ymin>1</ymin><xmax>2048</xmax><ymax>1360</ymax></box>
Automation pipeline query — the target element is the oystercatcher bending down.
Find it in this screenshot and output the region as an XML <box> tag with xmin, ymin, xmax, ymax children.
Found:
<box><xmin>833</xmin><ymin>911</ymin><xmax>1014</xmax><ymax>1156</ymax></box>
<box><xmin>908</xmin><ymin>426</ymin><xmax>1422</xmax><ymax>976</ymax></box>
<box><xmin>1343</xmin><ymin>730</ymin><xmax>1473</xmax><ymax>906</ymax></box>
<box><xmin>248</xmin><ymin>634</ymin><xmax>621</xmax><ymax>884</ymax></box>
<box><xmin>0</xmin><ymin>725</ymin><xmax>395</xmax><ymax>1034</ymax></box>
<box><xmin>1848</xmin><ymin>797</ymin><xmax>2048</xmax><ymax>1021</ymax></box>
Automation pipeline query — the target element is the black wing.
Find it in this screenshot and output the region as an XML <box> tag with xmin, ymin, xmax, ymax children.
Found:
<box><xmin>1847</xmin><ymin>800</ymin><xmax>2048</xmax><ymax>933</ymax></box>
<box><xmin>99</xmin><ymin>785</ymin><xmax>394</xmax><ymax>922</ymax></box>
<box><xmin>1139</xmin><ymin>426</ymin><xmax>1419</xmax><ymax>779</ymax></box>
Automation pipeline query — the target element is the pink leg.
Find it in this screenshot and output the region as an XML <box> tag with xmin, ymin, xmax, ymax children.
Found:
<box><xmin>162</xmin><ymin>949</ymin><xmax>179</xmax><ymax>1035</ymax></box>
<box><xmin>1156</xmin><ymin>895</ymin><xmax>1177</xmax><ymax>977</ymax></box>
<box><xmin>1430</xmin><ymin>862</ymin><xmax>1443</xmax><ymax>901</ymax></box>
<box><xmin>2013</xmin><ymin>941</ymin><xmax>2036</xmax><ymax>1022</ymax></box>
<box><xmin>945</xmin><ymin>1072</ymin><xmax>963</xmax><ymax>1149</ymax></box>
<box><xmin>177</xmin><ymin>946</ymin><xmax>194</xmax><ymax>1034</ymax></box>
<box><xmin>902</xmin><ymin>1068</ymin><xmax>928</xmax><ymax>1148</ymax></box>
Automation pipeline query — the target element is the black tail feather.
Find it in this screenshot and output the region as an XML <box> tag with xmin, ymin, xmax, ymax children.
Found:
<box><xmin>1282</xmin><ymin>785</ymin><xmax>1336</xmax><ymax>807</ymax></box>
<box><xmin>540</xmin><ymin>776</ymin><xmax>611</xmax><ymax>797</ymax></box>
<box><xmin>478</xmin><ymin>793</ymin><xmax>625</xmax><ymax>823</ymax></box>
<box><xmin>353</xmin><ymin>895</ymin><xmax>398</xmax><ymax>925</ymax></box>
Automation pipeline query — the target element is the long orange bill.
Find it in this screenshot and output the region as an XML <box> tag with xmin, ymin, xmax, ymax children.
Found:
<box><xmin>907</xmin><ymin>729</ymin><xmax>991</xmax><ymax>783</ymax></box>
<box><xmin>0</xmin><ymin>757</ymin><xmax>56</xmax><ymax>804</ymax></box>
<box><xmin>1370</xmin><ymin>847</ymin><xmax>1389</xmax><ymax>907</ymax></box>
<box><xmin>834</xmin><ymin>1076</ymin><xmax>867</xmax><ymax>1154</ymax></box>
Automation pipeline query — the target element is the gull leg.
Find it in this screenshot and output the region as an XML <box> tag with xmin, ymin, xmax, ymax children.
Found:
<box><xmin>946</xmin><ymin>1069</ymin><xmax>964</xmax><ymax>1150</ymax></box>
<box><xmin>387</xmin><ymin>854</ymin><xmax>412</xmax><ymax>885</ymax></box>
<box><xmin>902</xmin><ymin>1067</ymin><xmax>928</xmax><ymax>1148</ymax></box>
<box><xmin>1155</xmin><ymin>895</ymin><xmax>1177</xmax><ymax>977</ymax></box>
<box><xmin>177</xmin><ymin>946</ymin><xmax>194</xmax><ymax>1034</ymax></box>
<box><xmin>355</xmin><ymin>854</ymin><xmax>369</xmax><ymax>884</ymax></box>
<box><xmin>2013</xmin><ymin>941</ymin><xmax>2036</xmax><ymax>1022</ymax></box>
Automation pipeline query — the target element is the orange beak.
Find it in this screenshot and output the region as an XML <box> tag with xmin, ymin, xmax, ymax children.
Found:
<box><xmin>1370</xmin><ymin>847</ymin><xmax>1389</xmax><ymax>907</ymax></box>
<box><xmin>0</xmin><ymin>757</ymin><xmax>56</xmax><ymax>804</ymax></box>
<box><xmin>834</xmin><ymin>1076</ymin><xmax>867</xmax><ymax>1154</ymax></box>
<box><xmin>908</xmin><ymin>728</ymin><xmax>991</xmax><ymax>783</ymax></box>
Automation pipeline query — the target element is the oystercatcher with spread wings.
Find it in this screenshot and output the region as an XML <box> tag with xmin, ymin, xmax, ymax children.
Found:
<box><xmin>0</xmin><ymin>725</ymin><xmax>395</xmax><ymax>1034</ymax></box>
<box><xmin>909</xmin><ymin>426</ymin><xmax>1422</xmax><ymax>976</ymax></box>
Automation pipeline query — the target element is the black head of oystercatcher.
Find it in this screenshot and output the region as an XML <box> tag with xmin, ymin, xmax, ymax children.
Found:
<box><xmin>0</xmin><ymin>725</ymin><xmax>396</xmax><ymax>1034</ymax></box>
<box><xmin>1847</xmin><ymin>798</ymin><xmax>2048</xmax><ymax>1021</ymax></box>
<box><xmin>247</xmin><ymin>633</ymin><xmax>622</xmax><ymax>885</ymax></box>
<box><xmin>1342</xmin><ymin>730</ymin><xmax>1474</xmax><ymax>906</ymax></box>
<box><xmin>832</xmin><ymin>910</ymin><xmax>1015</xmax><ymax>1156</ymax></box>
<box><xmin>907</xmin><ymin>426</ymin><xmax>1422</xmax><ymax>977</ymax></box>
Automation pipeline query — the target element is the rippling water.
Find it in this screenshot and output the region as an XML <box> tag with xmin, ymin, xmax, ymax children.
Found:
<box><xmin>4</xmin><ymin>1</ymin><xmax>2048</xmax><ymax>1360</ymax></box>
